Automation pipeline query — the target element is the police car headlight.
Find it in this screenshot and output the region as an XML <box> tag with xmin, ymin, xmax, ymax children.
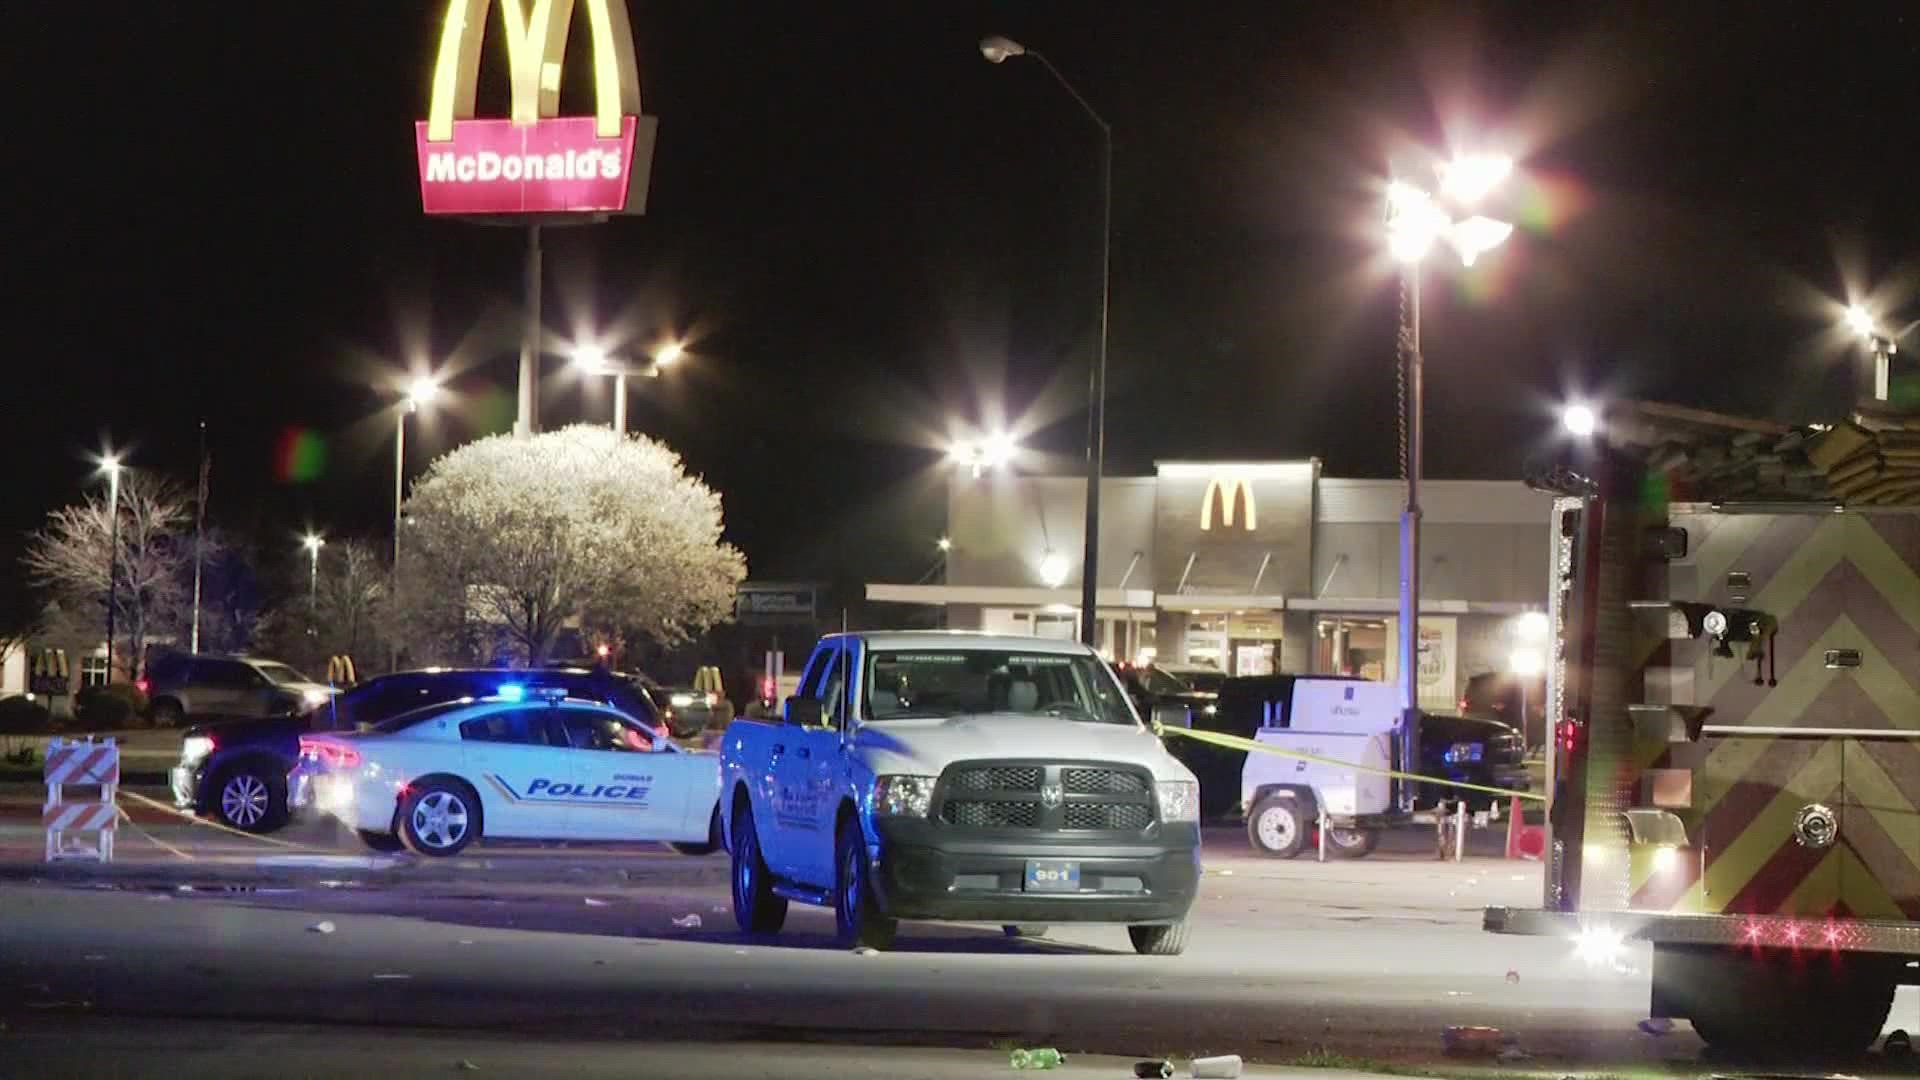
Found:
<box><xmin>1702</xmin><ymin>610</ymin><xmax>1729</xmax><ymax>638</ymax></box>
<box><xmin>873</xmin><ymin>775</ymin><xmax>937</xmax><ymax>818</ymax></box>
<box><xmin>302</xmin><ymin>688</ymin><xmax>329</xmax><ymax>707</ymax></box>
<box><xmin>181</xmin><ymin>736</ymin><xmax>215</xmax><ymax>765</ymax></box>
<box><xmin>1156</xmin><ymin>780</ymin><xmax>1200</xmax><ymax>823</ymax></box>
<box><xmin>670</xmin><ymin>693</ymin><xmax>696</xmax><ymax>708</ymax></box>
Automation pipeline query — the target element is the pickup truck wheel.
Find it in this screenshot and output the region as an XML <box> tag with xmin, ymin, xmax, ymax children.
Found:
<box><xmin>671</xmin><ymin>806</ymin><xmax>723</xmax><ymax>856</ymax></box>
<box><xmin>729</xmin><ymin>804</ymin><xmax>788</xmax><ymax>934</ymax></box>
<box><xmin>1327</xmin><ymin>827</ymin><xmax>1380</xmax><ymax>858</ymax></box>
<box><xmin>1128</xmin><ymin>921</ymin><xmax>1191</xmax><ymax>956</ymax></box>
<box><xmin>1247</xmin><ymin>795</ymin><xmax>1306</xmax><ymax>858</ymax></box>
<box><xmin>835</xmin><ymin>817</ymin><xmax>897</xmax><ymax>950</ymax></box>
<box><xmin>355</xmin><ymin>829</ymin><xmax>405</xmax><ymax>853</ymax></box>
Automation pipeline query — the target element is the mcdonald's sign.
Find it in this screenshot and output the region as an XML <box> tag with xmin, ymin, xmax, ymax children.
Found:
<box><xmin>416</xmin><ymin>0</ymin><xmax>658</xmax><ymax>216</ymax></box>
<box><xmin>1199</xmin><ymin>477</ymin><xmax>1257</xmax><ymax>532</ymax></box>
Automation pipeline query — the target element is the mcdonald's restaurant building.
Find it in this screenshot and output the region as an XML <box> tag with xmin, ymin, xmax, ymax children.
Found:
<box><xmin>866</xmin><ymin>461</ymin><xmax>1552</xmax><ymax>711</ymax></box>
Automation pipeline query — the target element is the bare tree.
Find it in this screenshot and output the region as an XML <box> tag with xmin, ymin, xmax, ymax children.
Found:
<box><xmin>395</xmin><ymin>425</ymin><xmax>746</xmax><ymax>665</ymax></box>
<box><xmin>24</xmin><ymin>471</ymin><xmax>192</xmax><ymax>677</ymax></box>
<box><xmin>313</xmin><ymin>538</ymin><xmax>389</xmax><ymax>671</ymax></box>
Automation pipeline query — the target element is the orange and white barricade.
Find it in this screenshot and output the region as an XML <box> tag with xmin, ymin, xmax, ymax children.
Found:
<box><xmin>44</xmin><ymin>737</ymin><xmax>119</xmax><ymax>862</ymax></box>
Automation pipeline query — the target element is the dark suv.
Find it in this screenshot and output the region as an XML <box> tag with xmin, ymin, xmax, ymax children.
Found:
<box><xmin>171</xmin><ymin>667</ymin><xmax>664</xmax><ymax>833</ymax></box>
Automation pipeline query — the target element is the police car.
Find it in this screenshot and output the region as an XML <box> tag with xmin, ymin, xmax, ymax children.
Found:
<box><xmin>294</xmin><ymin>686</ymin><xmax>723</xmax><ymax>857</ymax></box>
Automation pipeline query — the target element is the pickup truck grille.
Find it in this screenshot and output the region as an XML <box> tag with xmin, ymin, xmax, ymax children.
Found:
<box><xmin>935</xmin><ymin>761</ymin><xmax>1156</xmax><ymax>834</ymax></box>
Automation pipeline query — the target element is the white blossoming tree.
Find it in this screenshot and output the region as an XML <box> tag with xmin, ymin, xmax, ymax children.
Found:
<box><xmin>393</xmin><ymin>425</ymin><xmax>746</xmax><ymax>665</ymax></box>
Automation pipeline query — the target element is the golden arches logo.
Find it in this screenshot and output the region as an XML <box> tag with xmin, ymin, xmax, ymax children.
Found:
<box><xmin>426</xmin><ymin>0</ymin><xmax>642</xmax><ymax>142</ymax></box>
<box><xmin>1200</xmin><ymin>477</ymin><xmax>1256</xmax><ymax>532</ymax></box>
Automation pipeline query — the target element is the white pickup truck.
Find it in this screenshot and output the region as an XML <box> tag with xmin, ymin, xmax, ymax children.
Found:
<box><xmin>720</xmin><ymin>632</ymin><xmax>1203</xmax><ymax>954</ymax></box>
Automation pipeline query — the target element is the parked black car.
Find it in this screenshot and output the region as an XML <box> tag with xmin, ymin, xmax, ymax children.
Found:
<box><xmin>1173</xmin><ymin>673</ymin><xmax>1530</xmax><ymax>820</ymax></box>
<box><xmin>1115</xmin><ymin>662</ymin><xmax>1221</xmax><ymax>726</ymax></box>
<box><xmin>170</xmin><ymin>666</ymin><xmax>664</xmax><ymax>833</ymax></box>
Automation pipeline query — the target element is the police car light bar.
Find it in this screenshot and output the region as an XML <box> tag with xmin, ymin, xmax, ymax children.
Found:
<box><xmin>496</xmin><ymin>684</ymin><xmax>526</xmax><ymax>702</ymax></box>
<box><xmin>530</xmin><ymin>687</ymin><xmax>570</xmax><ymax>703</ymax></box>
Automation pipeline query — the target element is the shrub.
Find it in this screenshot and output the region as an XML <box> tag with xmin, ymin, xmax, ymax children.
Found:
<box><xmin>74</xmin><ymin>682</ymin><xmax>151</xmax><ymax>731</ymax></box>
<box><xmin>0</xmin><ymin>695</ymin><xmax>53</xmax><ymax>736</ymax></box>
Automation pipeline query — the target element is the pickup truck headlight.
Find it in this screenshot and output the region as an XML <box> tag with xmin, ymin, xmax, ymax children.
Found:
<box><xmin>180</xmin><ymin>736</ymin><xmax>215</xmax><ymax>765</ymax></box>
<box><xmin>872</xmin><ymin>775</ymin><xmax>937</xmax><ymax>818</ymax></box>
<box><xmin>1155</xmin><ymin>780</ymin><xmax>1200</xmax><ymax>823</ymax></box>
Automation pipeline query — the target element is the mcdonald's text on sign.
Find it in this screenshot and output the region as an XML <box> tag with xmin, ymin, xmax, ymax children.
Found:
<box><xmin>417</xmin><ymin>0</ymin><xmax>655</xmax><ymax>217</ymax></box>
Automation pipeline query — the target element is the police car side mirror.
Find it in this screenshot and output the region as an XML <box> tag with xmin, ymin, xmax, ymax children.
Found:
<box><xmin>783</xmin><ymin>696</ymin><xmax>823</xmax><ymax>727</ymax></box>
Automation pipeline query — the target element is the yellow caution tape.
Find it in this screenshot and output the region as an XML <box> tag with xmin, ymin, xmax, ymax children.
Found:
<box><xmin>1154</xmin><ymin>722</ymin><xmax>1546</xmax><ymax>803</ymax></box>
<box><xmin>116</xmin><ymin>805</ymin><xmax>195</xmax><ymax>862</ymax></box>
<box><xmin>120</xmin><ymin>789</ymin><xmax>326</xmax><ymax>850</ymax></box>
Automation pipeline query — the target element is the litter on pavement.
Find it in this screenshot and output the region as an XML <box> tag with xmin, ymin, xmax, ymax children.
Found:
<box><xmin>584</xmin><ymin>897</ymin><xmax>610</xmax><ymax>907</ymax></box>
<box><xmin>1133</xmin><ymin>1061</ymin><xmax>1173</xmax><ymax>1079</ymax></box>
<box><xmin>671</xmin><ymin>913</ymin><xmax>702</xmax><ymax>929</ymax></box>
<box><xmin>852</xmin><ymin>946</ymin><xmax>878</xmax><ymax>956</ymax></box>
<box><xmin>308</xmin><ymin>921</ymin><xmax>336</xmax><ymax>935</ymax></box>
<box><xmin>1637</xmin><ymin>1017</ymin><xmax>1674</xmax><ymax>1036</ymax></box>
<box><xmin>1008</xmin><ymin>1047</ymin><xmax>1065</xmax><ymax>1069</ymax></box>
<box><xmin>1191</xmin><ymin>1054</ymin><xmax>1243</xmax><ymax>1079</ymax></box>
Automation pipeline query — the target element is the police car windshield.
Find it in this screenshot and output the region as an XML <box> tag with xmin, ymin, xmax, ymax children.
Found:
<box><xmin>865</xmin><ymin>650</ymin><xmax>1136</xmax><ymax>725</ymax></box>
<box><xmin>373</xmin><ymin>699</ymin><xmax>476</xmax><ymax>734</ymax></box>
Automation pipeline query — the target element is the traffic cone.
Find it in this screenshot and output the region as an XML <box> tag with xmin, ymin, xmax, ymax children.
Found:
<box><xmin>1505</xmin><ymin>796</ymin><xmax>1525</xmax><ymax>859</ymax></box>
<box><xmin>1505</xmin><ymin>795</ymin><xmax>1545</xmax><ymax>860</ymax></box>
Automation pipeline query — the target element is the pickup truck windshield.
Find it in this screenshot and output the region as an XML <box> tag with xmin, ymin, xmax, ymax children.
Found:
<box><xmin>865</xmin><ymin>649</ymin><xmax>1136</xmax><ymax>725</ymax></box>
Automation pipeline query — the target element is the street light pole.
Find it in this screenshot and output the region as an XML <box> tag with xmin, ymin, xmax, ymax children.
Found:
<box><xmin>103</xmin><ymin>457</ymin><xmax>122</xmax><ymax>683</ymax></box>
<box><xmin>982</xmin><ymin>35</ymin><xmax>1111</xmax><ymax>650</ymax></box>
<box><xmin>613</xmin><ymin>370</ymin><xmax>629</xmax><ymax>437</ymax></box>
<box><xmin>391</xmin><ymin>377</ymin><xmax>439</xmax><ymax>672</ymax></box>
<box><xmin>1397</xmin><ymin>265</ymin><xmax>1423</xmax><ymax>788</ymax></box>
<box><xmin>1383</xmin><ymin>154</ymin><xmax>1514</xmax><ymax>811</ymax></box>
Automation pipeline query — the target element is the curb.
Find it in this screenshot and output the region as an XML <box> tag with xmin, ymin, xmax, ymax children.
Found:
<box><xmin>0</xmin><ymin>853</ymin><xmax>732</xmax><ymax>891</ymax></box>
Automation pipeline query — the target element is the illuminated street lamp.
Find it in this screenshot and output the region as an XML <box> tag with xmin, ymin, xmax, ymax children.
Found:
<box><xmin>302</xmin><ymin>533</ymin><xmax>326</xmax><ymax>629</ymax></box>
<box><xmin>982</xmin><ymin>33</ymin><xmax>1111</xmax><ymax>648</ymax></box>
<box><xmin>1383</xmin><ymin>149</ymin><xmax>1516</xmax><ymax>810</ymax></box>
<box><xmin>948</xmin><ymin>432</ymin><xmax>1019</xmax><ymax>479</ymax></box>
<box><xmin>1842</xmin><ymin>303</ymin><xmax>1904</xmax><ymax>402</ymax></box>
<box><xmin>1511</xmin><ymin>609</ymin><xmax>1548</xmax><ymax>749</ymax></box>
<box><xmin>1039</xmin><ymin>550</ymin><xmax>1071</xmax><ymax>589</ymax></box>
<box><xmin>572</xmin><ymin>340</ymin><xmax>686</xmax><ymax>436</ymax></box>
<box><xmin>1562</xmin><ymin>402</ymin><xmax>1599</xmax><ymax>438</ymax></box>
<box><xmin>98</xmin><ymin>452</ymin><xmax>124</xmax><ymax>682</ymax></box>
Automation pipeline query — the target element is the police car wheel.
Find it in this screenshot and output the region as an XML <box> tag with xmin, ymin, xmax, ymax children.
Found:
<box><xmin>399</xmin><ymin>782</ymin><xmax>479</xmax><ymax>857</ymax></box>
<box><xmin>1247</xmin><ymin>795</ymin><xmax>1306</xmax><ymax>858</ymax></box>
<box><xmin>835</xmin><ymin>816</ymin><xmax>896</xmax><ymax>950</ymax></box>
<box><xmin>729</xmin><ymin>802</ymin><xmax>788</xmax><ymax>933</ymax></box>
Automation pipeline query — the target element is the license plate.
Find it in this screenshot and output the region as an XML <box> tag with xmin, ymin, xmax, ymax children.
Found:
<box><xmin>1024</xmin><ymin>860</ymin><xmax>1080</xmax><ymax>893</ymax></box>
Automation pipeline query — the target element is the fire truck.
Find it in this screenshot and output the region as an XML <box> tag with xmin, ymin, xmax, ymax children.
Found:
<box><xmin>1486</xmin><ymin>402</ymin><xmax>1920</xmax><ymax>1054</ymax></box>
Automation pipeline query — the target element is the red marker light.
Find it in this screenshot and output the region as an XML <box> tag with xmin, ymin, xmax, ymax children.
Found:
<box><xmin>135</xmin><ymin>678</ymin><xmax>150</xmax><ymax>694</ymax></box>
<box><xmin>298</xmin><ymin>736</ymin><xmax>360</xmax><ymax>769</ymax></box>
<box><xmin>1783</xmin><ymin>923</ymin><xmax>1802</xmax><ymax>944</ymax></box>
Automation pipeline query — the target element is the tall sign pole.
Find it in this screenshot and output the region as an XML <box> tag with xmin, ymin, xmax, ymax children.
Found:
<box><xmin>190</xmin><ymin>420</ymin><xmax>208</xmax><ymax>654</ymax></box>
<box><xmin>414</xmin><ymin>0</ymin><xmax>658</xmax><ymax>439</ymax></box>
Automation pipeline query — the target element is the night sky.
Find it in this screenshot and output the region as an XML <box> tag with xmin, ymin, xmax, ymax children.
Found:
<box><xmin>7</xmin><ymin>2</ymin><xmax>1919</xmax><ymax>591</ymax></box>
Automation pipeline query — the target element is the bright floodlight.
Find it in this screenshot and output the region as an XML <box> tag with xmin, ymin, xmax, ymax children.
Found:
<box><xmin>1438</xmin><ymin>153</ymin><xmax>1513</xmax><ymax>206</ymax></box>
<box><xmin>405</xmin><ymin>375</ymin><xmax>441</xmax><ymax>410</ymax></box>
<box><xmin>1509</xmin><ymin>647</ymin><xmax>1545</xmax><ymax>678</ymax></box>
<box><xmin>1845</xmin><ymin>304</ymin><xmax>1878</xmax><ymax>339</ymax></box>
<box><xmin>936</xmin><ymin>536</ymin><xmax>953</xmax><ymax>552</ymax></box>
<box><xmin>1563</xmin><ymin>402</ymin><xmax>1598</xmax><ymax>438</ymax></box>
<box><xmin>982</xmin><ymin>432</ymin><xmax>1017</xmax><ymax>469</ymax></box>
<box><xmin>1038</xmin><ymin>550</ymin><xmax>1071</xmax><ymax>588</ymax></box>
<box><xmin>302</xmin><ymin>533</ymin><xmax>325</xmax><ymax>553</ymax></box>
<box><xmin>1449</xmin><ymin>215</ymin><xmax>1513</xmax><ymax>267</ymax></box>
<box><xmin>1385</xmin><ymin>181</ymin><xmax>1447</xmax><ymax>264</ymax></box>
<box><xmin>573</xmin><ymin>344</ymin><xmax>612</xmax><ymax>374</ymax></box>
<box><xmin>1516</xmin><ymin>610</ymin><xmax>1550</xmax><ymax>641</ymax></box>
<box><xmin>950</xmin><ymin>432</ymin><xmax>1019</xmax><ymax>477</ymax></box>
<box><xmin>654</xmin><ymin>340</ymin><xmax>686</xmax><ymax>367</ymax></box>
<box><xmin>980</xmin><ymin>35</ymin><xmax>1026</xmax><ymax>64</ymax></box>
<box><xmin>97</xmin><ymin>452</ymin><xmax>123</xmax><ymax>477</ymax></box>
